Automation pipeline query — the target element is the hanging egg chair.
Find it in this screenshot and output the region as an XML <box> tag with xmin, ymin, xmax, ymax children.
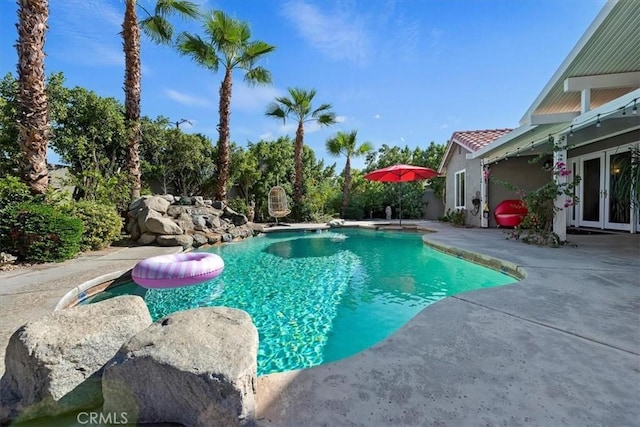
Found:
<box><xmin>268</xmin><ymin>186</ymin><xmax>291</xmax><ymax>224</ymax></box>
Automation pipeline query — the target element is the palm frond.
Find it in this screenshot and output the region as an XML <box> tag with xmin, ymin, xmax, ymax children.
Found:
<box><xmin>265</xmin><ymin>102</ymin><xmax>287</xmax><ymax>122</ymax></box>
<box><xmin>312</xmin><ymin>103</ymin><xmax>333</xmax><ymax>117</ymax></box>
<box><xmin>326</xmin><ymin>137</ymin><xmax>345</xmax><ymax>157</ymax></box>
<box><xmin>176</xmin><ymin>32</ymin><xmax>219</xmax><ymax>70</ymax></box>
<box><xmin>244</xmin><ymin>66</ymin><xmax>272</xmax><ymax>86</ymax></box>
<box><xmin>357</xmin><ymin>141</ymin><xmax>374</xmax><ymax>156</ymax></box>
<box><xmin>242</xmin><ymin>41</ymin><xmax>276</xmax><ymax>62</ymax></box>
<box><xmin>155</xmin><ymin>0</ymin><xmax>200</xmax><ymax>19</ymax></box>
<box><xmin>313</xmin><ymin>112</ymin><xmax>337</xmax><ymax>126</ymax></box>
<box><xmin>140</xmin><ymin>15</ymin><xmax>173</xmax><ymax>44</ymax></box>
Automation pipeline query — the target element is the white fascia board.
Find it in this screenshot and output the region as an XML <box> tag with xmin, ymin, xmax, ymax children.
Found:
<box><xmin>437</xmin><ymin>139</ymin><xmax>455</xmax><ymax>173</ymax></box>
<box><xmin>564</xmin><ymin>71</ymin><xmax>640</xmax><ymax>91</ymax></box>
<box><xmin>531</xmin><ymin>112</ymin><xmax>581</xmax><ymax>125</ymax></box>
<box><xmin>518</xmin><ymin>0</ymin><xmax>619</xmax><ymax>126</ymax></box>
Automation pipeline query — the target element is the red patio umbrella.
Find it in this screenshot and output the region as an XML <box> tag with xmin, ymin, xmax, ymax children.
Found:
<box><xmin>364</xmin><ymin>164</ymin><xmax>439</xmax><ymax>225</ymax></box>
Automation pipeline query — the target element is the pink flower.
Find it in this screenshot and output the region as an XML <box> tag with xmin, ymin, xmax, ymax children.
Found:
<box><xmin>555</xmin><ymin>161</ymin><xmax>566</xmax><ymax>168</ymax></box>
<box><xmin>558</xmin><ymin>168</ymin><xmax>572</xmax><ymax>176</ymax></box>
<box><xmin>483</xmin><ymin>169</ymin><xmax>491</xmax><ymax>179</ymax></box>
<box><xmin>564</xmin><ymin>198</ymin><xmax>574</xmax><ymax>208</ymax></box>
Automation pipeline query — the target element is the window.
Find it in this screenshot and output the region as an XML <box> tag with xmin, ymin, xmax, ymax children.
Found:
<box><xmin>454</xmin><ymin>170</ymin><xmax>465</xmax><ymax>209</ymax></box>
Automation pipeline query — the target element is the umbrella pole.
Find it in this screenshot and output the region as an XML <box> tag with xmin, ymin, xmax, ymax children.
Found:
<box><xmin>398</xmin><ymin>184</ymin><xmax>402</xmax><ymax>226</ymax></box>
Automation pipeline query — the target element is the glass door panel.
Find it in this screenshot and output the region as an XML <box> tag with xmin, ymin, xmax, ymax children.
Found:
<box><xmin>605</xmin><ymin>151</ymin><xmax>631</xmax><ymax>229</ymax></box>
<box><xmin>581</xmin><ymin>156</ymin><xmax>602</xmax><ymax>225</ymax></box>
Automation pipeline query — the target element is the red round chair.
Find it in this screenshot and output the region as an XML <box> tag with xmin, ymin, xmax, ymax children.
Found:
<box><xmin>494</xmin><ymin>199</ymin><xmax>528</xmax><ymax>227</ymax></box>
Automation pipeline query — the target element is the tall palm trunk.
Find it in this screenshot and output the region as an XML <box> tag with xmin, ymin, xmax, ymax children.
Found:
<box><xmin>123</xmin><ymin>0</ymin><xmax>142</xmax><ymax>200</ymax></box>
<box><xmin>215</xmin><ymin>68</ymin><xmax>232</xmax><ymax>202</ymax></box>
<box><xmin>294</xmin><ymin>122</ymin><xmax>304</xmax><ymax>203</ymax></box>
<box><xmin>341</xmin><ymin>156</ymin><xmax>351</xmax><ymax>217</ymax></box>
<box><xmin>16</xmin><ymin>0</ymin><xmax>49</xmax><ymax>194</ymax></box>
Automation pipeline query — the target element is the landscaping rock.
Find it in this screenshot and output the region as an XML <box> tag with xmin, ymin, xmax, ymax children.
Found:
<box><xmin>156</xmin><ymin>234</ymin><xmax>193</xmax><ymax>249</ymax></box>
<box><xmin>0</xmin><ymin>252</ymin><xmax>18</xmax><ymax>266</ymax></box>
<box><xmin>128</xmin><ymin>195</ymin><xmax>256</xmax><ymax>250</ymax></box>
<box><xmin>207</xmin><ymin>215</ymin><xmax>222</xmax><ymax>229</ymax></box>
<box><xmin>191</xmin><ymin>232</ymin><xmax>209</xmax><ymax>248</ymax></box>
<box><xmin>166</xmin><ymin>205</ymin><xmax>189</xmax><ymax>218</ymax></box>
<box><xmin>206</xmin><ymin>231</ymin><xmax>223</xmax><ymax>244</ymax></box>
<box><xmin>192</xmin><ymin>196</ymin><xmax>205</xmax><ymax>207</ymax></box>
<box><xmin>142</xmin><ymin>196</ymin><xmax>171</xmax><ymax>214</ymax></box>
<box><xmin>128</xmin><ymin>195</ymin><xmax>151</xmax><ymax>213</ymax></box>
<box><xmin>137</xmin><ymin>232</ymin><xmax>157</xmax><ymax>246</ymax></box>
<box><xmin>248</xmin><ymin>222</ymin><xmax>264</xmax><ymax>233</ymax></box>
<box><xmin>192</xmin><ymin>215</ymin><xmax>207</xmax><ymax>229</ymax></box>
<box><xmin>127</xmin><ymin>220</ymin><xmax>141</xmax><ymax>241</ymax></box>
<box><xmin>102</xmin><ymin>307</ymin><xmax>259</xmax><ymax>427</ymax></box>
<box><xmin>0</xmin><ymin>296</ymin><xmax>151</xmax><ymax>424</ymax></box>
<box><xmin>146</xmin><ymin>216</ymin><xmax>184</xmax><ymax>235</ymax></box>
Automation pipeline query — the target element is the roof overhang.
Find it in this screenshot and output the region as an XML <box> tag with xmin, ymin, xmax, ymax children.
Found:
<box><xmin>469</xmin><ymin>123</ymin><xmax>564</xmax><ymax>163</ymax></box>
<box><xmin>473</xmin><ymin>88</ymin><xmax>640</xmax><ymax>163</ymax></box>
<box><xmin>520</xmin><ymin>0</ymin><xmax>640</xmax><ymax>126</ymax></box>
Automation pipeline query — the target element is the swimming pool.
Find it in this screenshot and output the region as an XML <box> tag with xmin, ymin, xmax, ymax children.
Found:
<box><xmin>94</xmin><ymin>228</ymin><xmax>517</xmax><ymax>375</ymax></box>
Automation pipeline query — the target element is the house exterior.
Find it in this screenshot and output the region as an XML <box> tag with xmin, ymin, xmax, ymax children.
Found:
<box><xmin>450</xmin><ymin>0</ymin><xmax>640</xmax><ymax>237</ymax></box>
<box><xmin>438</xmin><ymin>129</ymin><xmax>512</xmax><ymax>227</ymax></box>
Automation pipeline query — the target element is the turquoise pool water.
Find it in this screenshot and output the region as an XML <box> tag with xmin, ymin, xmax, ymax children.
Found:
<box><xmin>96</xmin><ymin>229</ymin><xmax>517</xmax><ymax>375</ymax></box>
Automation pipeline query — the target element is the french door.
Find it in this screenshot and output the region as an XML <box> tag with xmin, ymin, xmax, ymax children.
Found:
<box><xmin>576</xmin><ymin>147</ymin><xmax>632</xmax><ymax>231</ymax></box>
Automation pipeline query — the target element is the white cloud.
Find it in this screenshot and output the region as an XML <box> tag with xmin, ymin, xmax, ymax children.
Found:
<box><xmin>47</xmin><ymin>0</ymin><xmax>124</xmax><ymax>67</ymax></box>
<box><xmin>335</xmin><ymin>115</ymin><xmax>347</xmax><ymax>123</ymax></box>
<box><xmin>164</xmin><ymin>89</ymin><xmax>212</xmax><ymax>107</ymax></box>
<box><xmin>400</xmin><ymin>137</ymin><xmax>405</xmax><ymax>142</ymax></box>
<box><xmin>232</xmin><ymin>83</ymin><xmax>284</xmax><ymax>113</ymax></box>
<box><xmin>281</xmin><ymin>0</ymin><xmax>370</xmax><ymax>64</ymax></box>
<box><xmin>374</xmin><ymin>114</ymin><xmax>381</xmax><ymax>119</ymax></box>
<box><xmin>439</xmin><ymin>116</ymin><xmax>461</xmax><ymax>131</ymax></box>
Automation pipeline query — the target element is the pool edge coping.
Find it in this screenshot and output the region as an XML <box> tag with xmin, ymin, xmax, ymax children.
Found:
<box><xmin>421</xmin><ymin>236</ymin><xmax>526</xmax><ymax>280</ymax></box>
<box><xmin>55</xmin><ymin>224</ymin><xmax>525</xmax><ymax>310</ymax></box>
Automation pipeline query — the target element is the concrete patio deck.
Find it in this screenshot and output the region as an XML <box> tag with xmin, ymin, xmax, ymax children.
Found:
<box><xmin>256</xmin><ymin>221</ymin><xmax>640</xmax><ymax>426</ymax></box>
<box><xmin>1</xmin><ymin>222</ymin><xmax>638</xmax><ymax>426</ymax></box>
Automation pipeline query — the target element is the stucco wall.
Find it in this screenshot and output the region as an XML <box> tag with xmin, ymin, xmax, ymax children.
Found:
<box><xmin>487</xmin><ymin>155</ymin><xmax>551</xmax><ymax>228</ymax></box>
<box><xmin>444</xmin><ymin>144</ymin><xmax>483</xmax><ymax>227</ymax></box>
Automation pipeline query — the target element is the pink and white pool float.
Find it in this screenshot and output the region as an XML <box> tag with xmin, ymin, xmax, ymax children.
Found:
<box><xmin>132</xmin><ymin>252</ymin><xmax>224</xmax><ymax>289</ymax></box>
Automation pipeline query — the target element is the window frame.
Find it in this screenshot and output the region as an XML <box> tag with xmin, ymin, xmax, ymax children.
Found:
<box><xmin>454</xmin><ymin>169</ymin><xmax>466</xmax><ymax>209</ymax></box>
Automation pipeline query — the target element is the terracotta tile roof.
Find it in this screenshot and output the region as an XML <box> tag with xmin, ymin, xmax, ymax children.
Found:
<box><xmin>451</xmin><ymin>129</ymin><xmax>513</xmax><ymax>152</ymax></box>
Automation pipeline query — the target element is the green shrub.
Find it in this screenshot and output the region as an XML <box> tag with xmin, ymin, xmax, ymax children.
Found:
<box><xmin>0</xmin><ymin>175</ymin><xmax>33</xmax><ymax>206</ymax></box>
<box><xmin>227</xmin><ymin>197</ymin><xmax>248</xmax><ymax>216</ymax></box>
<box><xmin>0</xmin><ymin>203</ymin><xmax>83</xmax><ymax>262</ymax></box>
<box><xmin>439</xmin><ymin>208</ymin><xmax>466</xmax><ymax>226</ymax></box>
<box><xmin>62</xmin><ymin>200</ymin><xmax>123</xmax><ymax>251</ymax></box>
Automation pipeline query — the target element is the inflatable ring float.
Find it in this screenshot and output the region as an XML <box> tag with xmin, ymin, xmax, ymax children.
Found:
<box><xmin>132</xmin><ymin>252</ymin><xmax>224</xmax><ymax>289</ymax></box>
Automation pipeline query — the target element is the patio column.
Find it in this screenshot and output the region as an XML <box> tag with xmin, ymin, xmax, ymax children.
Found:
<box><xmin>480</xmin><ymin>159</ymin><xmax>489</xmax><ymax>228</ymax></box>
<box><xmin>553</xmin><ymin>134</ymin><xmax>568</xmax><ymax>241</ymax></box>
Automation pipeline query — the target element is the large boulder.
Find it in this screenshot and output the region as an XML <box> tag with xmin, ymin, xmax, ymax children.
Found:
<box><xmin>137</xmin><ymin>232</ymin><xmax>157</xmax><ymax>246</ymax></box>
<box><xmin>102</xmin><ymin>307</ymin><xmax>259</xmax><ymax>427</ymax></box>
<box><xmin>0</xmin><ymin>296</ymin><xmax>152</xmax><ymax>424</ymax></box>
<box><xmin>145</xmin><ymin>216</ymin><xmax>184</xmax><ymax>235</ymax></box>
<box><xmin>191</xmin><ymin>232</ymin><xmax>209</xmax><ymax>248</ymax></box>
<box><xmin>141</xmin><ymin>195</ymin><xmax>171</xmax><ymax>214</ymax></box>
<box><xmin>156</xmin><ymin>234</ymin><xmax>194</xmax><ymax>249</ymax></box>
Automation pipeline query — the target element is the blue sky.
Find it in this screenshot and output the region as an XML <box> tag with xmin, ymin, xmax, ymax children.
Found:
<box><xmin>0</xmin><ymin>0</ymin><xmax>605</xmax><ymax>170</ymax></box>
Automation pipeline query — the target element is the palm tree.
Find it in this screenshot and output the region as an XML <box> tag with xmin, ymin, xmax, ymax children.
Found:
<box><xmin>266</xmin><ymin>88</ymin><xmax>336</xmax><ymax>208</ymax></box>
<box><xmin>16</xmin><ymin>0</ymin><xmax>49</xmax><ymax>194</ymax></box>
<box><xmin>176</xmin><ymin>10</ymin><xmax>275</xmax><ymax>202</ymax></box>
<box><xmin>326</xmin><ymin>130</ymin><xmax>373</xmax><ymax>218</ymax></box>
<box><xmin>122</xmin><ymin>0</ymin><xmax>199</xmax><ymax>200</ymax></box>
